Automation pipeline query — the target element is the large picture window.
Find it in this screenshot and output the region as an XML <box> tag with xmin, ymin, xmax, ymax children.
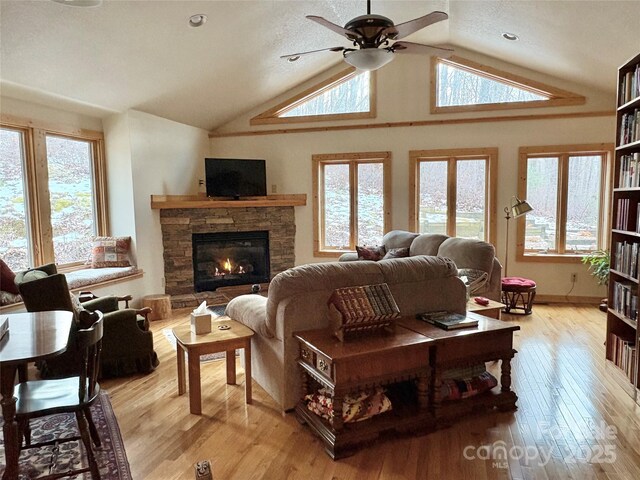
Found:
<box><xmin>517</xmin><ymin>144</ymin><xmax>613</xmax><ymax>260</ymax></box>
<box><xmin>409</xmin><ymin>148</ymin><xmax>498</xmax><ymax>246</ymax></box>
<box><xmin>312</xmin><ymin>152</ymin><xmax>391</xmax><ymax>256</ymax></box>
<box><xmin>0</xmin><ymin>118</ymin><xmax>107</xmax><ymax>271</ymax></box>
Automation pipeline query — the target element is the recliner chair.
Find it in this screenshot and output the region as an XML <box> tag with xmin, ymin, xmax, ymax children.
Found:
<box><xmin>15</xmin><ymin>263</ymin><xmax>159</xmax><ymax>378</ymax></box>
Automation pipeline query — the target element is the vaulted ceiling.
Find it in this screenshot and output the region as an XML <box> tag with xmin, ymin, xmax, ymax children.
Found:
<box><xmin>1</xmin><ymin>0</ymin><xmax>639</xmax><ymax>131</ymax></box>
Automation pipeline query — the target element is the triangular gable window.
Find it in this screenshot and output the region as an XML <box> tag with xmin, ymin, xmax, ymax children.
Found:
<box><xmin>251</xmin><ymin>68</ymin><xmax>376</xmax><ymax>125</ymax></box>
<box><xmin>432</xmin><ymin>56</ymin><xmax>585</xmax><ymax>113</ymax></box>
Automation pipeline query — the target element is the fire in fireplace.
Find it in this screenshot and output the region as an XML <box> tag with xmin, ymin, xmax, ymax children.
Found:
<box><xmin>192</xmin><ymin>231</ymin><xmax>270</xmax><ymax>291</ymax></box>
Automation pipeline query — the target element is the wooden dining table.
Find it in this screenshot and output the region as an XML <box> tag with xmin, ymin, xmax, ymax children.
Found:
<box><xmin>0</xmin><ymin>310</ymin><xmax>73</xmax><ymax>480</ymax></box>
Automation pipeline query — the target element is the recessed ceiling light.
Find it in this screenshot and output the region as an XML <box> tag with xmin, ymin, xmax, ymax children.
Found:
<box><xmin>189</xmin><ymin>14</ymin><xmax>208</xmax><ymax>28</ymax></box>
<box><xmin>502</xmin><ymin>32</ymin><xmax>519</xmax><ymax>41</ymax></box>
<box><xmin>51</xmin><ymin>0</ymin><xmax>103</xmax><ymax>7</ymax></box>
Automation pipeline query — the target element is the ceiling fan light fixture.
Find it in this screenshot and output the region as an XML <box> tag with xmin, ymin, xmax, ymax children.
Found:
<box><xmin>188</xmin><ymin>14</ymin><xmax>208</xmax><ymax>28</ymax></box>
<box><xmin>502</xmin><ymin>32</ymin><xmax>519</xmax><ymax>41</ymax></box>
<box><xmin>343</xmin><ymin>49</ymin><xmax>394</xmax><ymax>71</ymax></box>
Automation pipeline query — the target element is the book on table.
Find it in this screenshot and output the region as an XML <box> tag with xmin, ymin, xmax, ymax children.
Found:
<box><xmin>416</xmin><ymin>311</ymin><xmax>479</xmax><ymax>330</ymax></box>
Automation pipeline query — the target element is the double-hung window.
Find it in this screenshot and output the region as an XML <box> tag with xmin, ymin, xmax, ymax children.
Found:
<box><xmin>0</xmin><ymin>119</ymin><xmax>107</xmax><ymax>271</ymax></box>
<box><xmin>518</xmin><ymin>144</ymin><xmax>613</xmax><ymax>260</ymax></box>
<box><xmin>313</xmin><ymin>152</ymin><xmax>391</xmax><ymax>256</ymax></box>
<box><xmin>409</xmin><ymin>148</ymin><xmax>498</xmax><ymax>245</ymax></box>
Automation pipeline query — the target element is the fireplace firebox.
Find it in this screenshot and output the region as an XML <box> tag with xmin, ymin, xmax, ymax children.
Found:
<box><xmin>192</xmin><ymin>231</ymin><xmax>270</xmax><ymax>291</ymax></box>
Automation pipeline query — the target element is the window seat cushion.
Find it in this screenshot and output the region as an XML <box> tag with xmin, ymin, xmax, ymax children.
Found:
<box><xmin>65</xmin><ymin>266</ymin><xmax>139</xmax><ymax>290</ymax></box>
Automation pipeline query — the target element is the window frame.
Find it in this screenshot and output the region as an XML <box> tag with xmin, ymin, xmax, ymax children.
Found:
<box><xmin>251</xmin><ymin>67</ymin><xmax>377</xmax><ymax>126</ymax></box>
<box><xmin>517</xmin><ymin>144</ymin><xmax>614</xmax><ymax>263</ymax></box>
<box><xmin>312</xmin><ymin>151</ymin><xmax>391</xmax><ymax>257</ymax></box>
<box><xmin>430</xmin><ymin>56</ymin><xmax>586</xmax><ymax>114</ymax></box>
<box><xmin>1</xmin><ymin>115</ymin><xmax>108</xmax><ymax>271</ymax></box>
<box><xmin>409</xmin><ymin>148</ymin><xmax>498</xmax><ymax>246</ymax></box>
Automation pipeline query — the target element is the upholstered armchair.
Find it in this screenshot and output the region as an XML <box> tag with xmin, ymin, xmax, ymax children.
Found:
<box><xmin>15</xmin><ymin>263</ymin><xmax>159</xmax><ymax>378</ymax></box>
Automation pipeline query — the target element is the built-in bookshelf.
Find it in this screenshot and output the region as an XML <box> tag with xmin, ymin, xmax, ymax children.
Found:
<box><xmin>609</xmin><ymin>52</ymin><xmax>640</xmax><ymax>401</ymax></box>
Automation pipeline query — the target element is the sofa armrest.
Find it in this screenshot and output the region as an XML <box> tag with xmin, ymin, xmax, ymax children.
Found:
<box><xmin>226</xmin><ymin>295</ymin><xmax>273</xmax><ymax>338</ymax></box>
<box><xmin>338</xmin><ymin>253</ymin><xmax>358</xmax><ymax>262</ymax></box>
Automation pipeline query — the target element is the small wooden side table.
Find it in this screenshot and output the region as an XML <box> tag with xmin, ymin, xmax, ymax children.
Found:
<box><xmin>173</xmin><ymin>318</ymin><xmax>254</xmax><ymax>415</ymax></box>
<box><xmin>142</xmin><ymin>294</ymin><xmax>172</xmax><ymax>321</ymax></box>
<box><xmin>466</xmin><ymin>298</ymin><xmax>505</xmax><ymax>319</ymax></box>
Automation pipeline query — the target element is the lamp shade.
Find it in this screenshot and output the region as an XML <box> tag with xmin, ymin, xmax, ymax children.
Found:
<box><xmin>343</xmin><ymin>49</ymin><xmax>395</xmax><ymax>71</ymax></box>
<box><xmin>511</xmin><ymin>198</ymin><xmax>533</xmax><ymax>217</ymax></box>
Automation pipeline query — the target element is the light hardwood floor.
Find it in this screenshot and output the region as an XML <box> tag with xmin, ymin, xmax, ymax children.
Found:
<box><xmin>102</xmin><ymin>305</ymin><xmax>640</xmax><ymax>480</ymax></box>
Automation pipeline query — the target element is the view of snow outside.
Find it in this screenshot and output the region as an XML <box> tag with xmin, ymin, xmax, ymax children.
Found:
<box><xmin>418</xmin><ymin>159</ymin><xmax>487</xmax><ymax>240</ymax></box>
<box><xmin>323</xmin><ymin>162</ymin><xmax>384</xmax><ymax>248</ymax></box>
<box><xmin>526</xmin><ymin>156</ymin><xmax>601</xmax><ymax>252</ymax></box>
<box><xmin>0</xmin><ymin>129</ymin><xmax>96</xmax><ymax>271</ymax></box>
<box><xmin>438</xmin><ymin>62</ymin><xmax>547</xmax><ymax>107</ymax></box>
<box><xmin>282</xmin><ymin>71</ymin><xmax>370</xmax><ymax>117</ymax></box>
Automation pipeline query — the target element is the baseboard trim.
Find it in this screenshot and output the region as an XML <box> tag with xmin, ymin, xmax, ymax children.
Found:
<box><xmin>534</xmin><ymin>294</ymin><xmax>602</xmax><ymax>304</ymax></box>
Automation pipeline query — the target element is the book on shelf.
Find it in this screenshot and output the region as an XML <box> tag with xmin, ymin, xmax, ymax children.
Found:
<box><xmin>416</xmin><ymin>311</ymin><xmax>479</xmax><ymax>330</ymax></box>
<box><xmin>614</xmin><ymin>240</ymin><xmax>639</xmax><ymax>279</ymax></box>
<box><xmin>620</xmin><ymin>108</ymin><xmax>640</xmax><ymax>145</ymax></box>
<box><xmin>616</xmin><ymin>198</ymin><xmax>630</xmax><ymax>230</ymax></box>
<box><xmin>610</xmin><ymin>333</ymin><xmax>638</xmax><ymax>383</ymax></box>
<box><xmin>619</xmin><ymin>152</ymin><xmax>640</xmax><ymax>188</ymax></box>
<box><xmin>612</xmin><ymin>280</ymin><xmax>639</xmax><ymax>321</ymax></box>
<box><xmin>620</xmin><ymin>63</ymin><xmax>640</xmax><ymax>106</ymax></box>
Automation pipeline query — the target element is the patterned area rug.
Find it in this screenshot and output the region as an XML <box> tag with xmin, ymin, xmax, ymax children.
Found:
<box><xmin>0</xmin><ymin>390</ymin><xmax>132</xmax><ymax>479</ymax></box>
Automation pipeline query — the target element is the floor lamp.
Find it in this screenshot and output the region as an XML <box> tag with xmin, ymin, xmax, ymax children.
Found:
<box><xmin>503</xmin><ymin>197</ymin><xmax>533</xmax><ymax>278</ymax></box>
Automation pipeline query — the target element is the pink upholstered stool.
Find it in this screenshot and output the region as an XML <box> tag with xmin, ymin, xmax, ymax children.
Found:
<box><xmin>501</xmin><ymin>277</ymin><xmax>536</xmax><ymax>315</ymax></box>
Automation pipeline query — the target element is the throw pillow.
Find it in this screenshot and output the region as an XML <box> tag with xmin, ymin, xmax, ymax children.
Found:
<box><xmin>91</xmin><ymin>236</ymin><xmax>132</xmax><ymax>268</ymax></box>
<box><xmin>0</xmin><ymin>258</ymin><xmax>20</xmax><ymax>294</ymax></box>
<box><xmin>458</xmin><ymin>268</ymin><xmax>489</xmax><ymax>294</ymax></box>
<box><xmin>356</xmin><ymin>245</ymin><xmax>386</xmax><ymax>261</ymax></box>
<box><xmin>382</xmin><ymin>247</ymin><xmax>409</xmax><ymax>260</ymax></box>
<box><xmin>21</xmin><ymin>270</ymin><xmax>48</xmax><ymax>283</ymax></box>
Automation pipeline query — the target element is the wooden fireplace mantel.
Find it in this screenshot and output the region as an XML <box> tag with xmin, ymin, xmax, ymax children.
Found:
<box><xmin>150</xmin><ymin>194</ymin><xmax>307</xmax><ymax>210</ymax></box>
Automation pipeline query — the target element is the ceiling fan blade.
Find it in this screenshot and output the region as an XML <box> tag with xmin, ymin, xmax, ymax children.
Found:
<box><xmin>281</xmin><ymin>46</ymin><xmax>346</xmax><ymax>61</ymax></box>
<box><xmin>383</xmin><ymin>11</ymin><xmax>449</xmax><ymax>40</ymax></box>
<box><xmin>306</xmin><ymin>15</ymin><xmax>362</xmax><ymax>40</ymax></box>
<box><xmin>391</xmin><ymin>42</ymin><xmax>454</xmax><ymax>58</ymax></box>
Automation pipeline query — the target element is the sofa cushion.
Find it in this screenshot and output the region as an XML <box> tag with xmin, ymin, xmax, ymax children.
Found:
<box><xmin>266</xmin><ymin>261</ymin><xmax>383</xmax><ymax>335</ymax></box>
<box><xmin>437</xmin><ymin>237</ymin><xmax>495</xmax><ymax>276</ymax></box>
<box><xmin>382</xmin><ymin>230</ymin><xmax>420</xmax><ymax>249</ymax></box>
<box><xmin>409</xmin><ymin>233</ymin><xmax>449</xmax><ymax>256</ymax></box>
<box><xmin>0</xmin><ymin>259</ymin><xmax>19</xmax><ymax>294</ymax></box>
<box><xmin>382</xmin><ymin>247</ymin><xmax>409</xmax><ymax>259</ymax></box>
<box><xmin>356</xmin><ymin>245</ymin><xmax>386</xmax><ymax>261</ymax></box>
<box><xmin>376</xmin><ymin>255</ymin><xmax>458</xmax><ymax>284</ymax></box>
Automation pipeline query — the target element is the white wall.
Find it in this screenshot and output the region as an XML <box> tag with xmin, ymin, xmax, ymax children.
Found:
<box><xmin>210</xmin><ymin>50</ymin><xmax>615</xmax><ymax>299</ymax></box>
<box><xmin>0</xmin><ymin>96</ymin><xmax>104</xmax><ymax>131</ymax></box>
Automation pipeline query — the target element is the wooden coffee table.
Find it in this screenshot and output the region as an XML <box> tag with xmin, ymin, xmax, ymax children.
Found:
<box><xmin>173</xmin><ymin>318</ymin><xmax>254</xmax><ymax>415</ymax></box>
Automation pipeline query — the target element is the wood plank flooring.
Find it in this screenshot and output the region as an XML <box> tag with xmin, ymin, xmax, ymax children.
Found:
<box><xmin>102</xmin><ymin>304</ymin><xmax>640</xmax><ymax>480</ymax></box>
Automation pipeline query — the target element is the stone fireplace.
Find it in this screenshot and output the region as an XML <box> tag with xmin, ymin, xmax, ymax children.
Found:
<box><xmin>159</xmin><ymin>205</ymin><xmax>296</xmax><ymax>298</ymax></box>
<box><xmin>192</xmin><ymin>230</ymin><xmax>270</xmax><ymax>291</ymax></box>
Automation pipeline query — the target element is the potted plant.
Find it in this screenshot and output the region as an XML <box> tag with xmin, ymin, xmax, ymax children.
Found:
<box><xmin>581</xmin><ymin>249</ymin><xmax>609</xmax><ymax>311</ymax></box>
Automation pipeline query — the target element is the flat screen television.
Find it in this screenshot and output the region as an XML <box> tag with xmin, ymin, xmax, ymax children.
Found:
<box><xmin>205</xmin><ymin>158</ymin><xmax>267</xmax><ymax>199</ymax></box>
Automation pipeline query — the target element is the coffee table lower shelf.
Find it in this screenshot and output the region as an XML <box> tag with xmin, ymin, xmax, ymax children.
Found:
<box><xmin>295</xmin><ymin>391</ymin><xmax>434</xmax><ymax>460</ymax></box>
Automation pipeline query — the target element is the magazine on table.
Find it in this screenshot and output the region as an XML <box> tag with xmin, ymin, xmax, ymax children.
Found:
<box><xmin>416</xmin><ymin>310</ymin><xmax>479</xmax><ymax>330</ymax></box>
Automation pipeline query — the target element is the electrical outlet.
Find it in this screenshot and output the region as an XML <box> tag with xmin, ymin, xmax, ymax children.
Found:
<box><xmin>271</xmin><ymin>184</ymin><xmax>278</xmax><ymax>194</ymax></box>
<box><xmin>571</xmin><ymin>273</ymin><xmax>577</xmax><ymax>283</ymax></box>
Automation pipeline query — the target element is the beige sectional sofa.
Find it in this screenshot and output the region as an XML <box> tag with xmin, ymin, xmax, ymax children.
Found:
<box><xmin>339</xmin><ymin>230</ymin><xmax>502</xmax><ymax>301</ymax></box>
<box><xmin>226</xmin><ymin>255</ymin><xmax>466</xmax><ymax>411</ymax></box>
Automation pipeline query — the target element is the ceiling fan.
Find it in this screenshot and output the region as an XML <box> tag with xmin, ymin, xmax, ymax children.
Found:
<box><xmin>281</xmin><ymin>0</ymin><xmax>454</xmax><ymax>71</ymax></box>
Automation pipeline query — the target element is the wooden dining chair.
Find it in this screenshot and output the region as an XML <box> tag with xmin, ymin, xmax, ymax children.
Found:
<box><xmin>15</xmin><ymin>310</ymin><xmax>104</xmax><ymax>479</ymax></box>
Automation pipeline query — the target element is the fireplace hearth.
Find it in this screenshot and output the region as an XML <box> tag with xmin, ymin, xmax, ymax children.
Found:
<box><xmin>192</xmin><ymin>231</ymin><xmax>270</xmax><ymax>291</ymax></box>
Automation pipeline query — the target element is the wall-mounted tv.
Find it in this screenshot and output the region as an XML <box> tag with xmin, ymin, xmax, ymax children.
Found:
<box><xmin>205</xmin><ymin>158</ymin><xmax>267</xmax><ymax>199</ymax></box>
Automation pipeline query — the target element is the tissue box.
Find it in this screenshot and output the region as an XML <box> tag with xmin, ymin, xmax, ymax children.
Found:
<box><xmin>190</xmin><ymin>313</ymin><xmax>212</xmax><ymax>335</ymax></box>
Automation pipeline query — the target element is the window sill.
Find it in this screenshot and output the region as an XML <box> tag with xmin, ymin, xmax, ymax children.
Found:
<box><xmin>314</xmin><ymin>249</ymin><xmax>352</xmax><ymax>258</ymax></box>
<box><xmin>517</xmin><ymin>253</ymin><xmax>585</xmax><ymax>264</ymax></box>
